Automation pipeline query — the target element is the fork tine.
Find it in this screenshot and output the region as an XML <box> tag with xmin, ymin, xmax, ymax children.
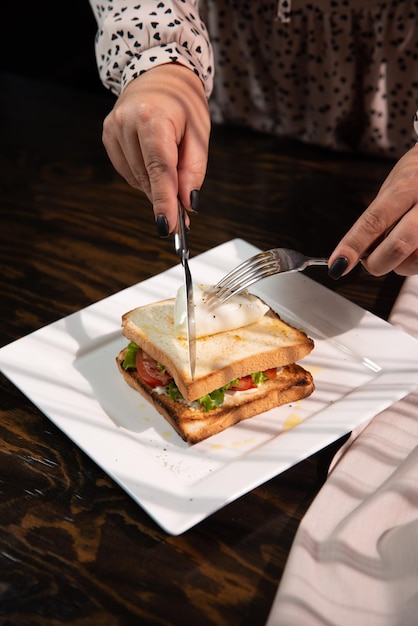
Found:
<box><xmin>215</xmin><ymin>265</ymin><xmax>279</xmax><ymax>303</ymax></box>
<box><xmin>213</xmin><ymin>250</ymin><xmax>279</xmax><ymax>303</ymax></box>
<box><xmin>210</xmin><ymin>248</ymin><xmax>329</xmax><ymax>305</ymax></box>
<box><xmin>214</xmin><ymin>251</ymin><xmax>274</xmax><ymax>288</ymax></box>
<box><xmin>215</xmin><ymin>259</ymin><xmax>277</xmax><ymax>297</ymax></box>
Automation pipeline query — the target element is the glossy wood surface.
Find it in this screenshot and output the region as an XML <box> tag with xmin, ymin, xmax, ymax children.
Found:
<box><xmin>0</xmin><ymin>72</ymin><xmax>404</xmax><ymax>625</ymax></box>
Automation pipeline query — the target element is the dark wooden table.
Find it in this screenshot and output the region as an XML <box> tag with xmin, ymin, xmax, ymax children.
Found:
<box><xmin>0</xmin><ymin>72</ymin><xmax>404</xmax><ymax>625</ymax></box>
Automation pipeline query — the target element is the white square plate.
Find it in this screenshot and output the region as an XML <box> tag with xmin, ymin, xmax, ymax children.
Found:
<box><xmin>1</xmin><ymin>239</ymin><xmax>418</xmax><ymax>535</ymax></box>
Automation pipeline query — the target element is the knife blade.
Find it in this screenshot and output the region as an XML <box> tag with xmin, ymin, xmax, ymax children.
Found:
<box><xmin>174</xmin><ymin>202</ymin><xmax>196</xmax><ymax>381</ymax></box>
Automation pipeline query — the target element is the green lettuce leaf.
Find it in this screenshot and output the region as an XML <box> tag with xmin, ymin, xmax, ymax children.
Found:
<box><xmin>122</xmin><ymin>341</ymin><xmax>139</xmax><ymax>369</ymax></box>
<box><xmin>122</xmin><ymin>341</ymin><xmax>270</xmax><ymax>413</ymax></box>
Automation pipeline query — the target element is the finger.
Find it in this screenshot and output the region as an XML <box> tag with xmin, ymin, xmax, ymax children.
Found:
<box><xmin>392</xmin><ymin>250</ymin><xmax>418</xmax><ymax>276</ymax></box>
<box><xmin>328</xmin><ymin>207</ymin><xmax>389</xmax><ymax>276</ymax></box>
<box><xmin>177</xmin><ymin>141</ymin><xmax>208</xmax><ymax>217</ymax></box>
<box><xmin>361</xmin><ymin>204</ymin><xmax>418</xmax><ymax>276</ymax></box>
<box><xmin>107</xmin><ymin>104</ymin><xmax>179</xmax><ymax>231</ymax></box>
<box><xmin>329</xmin><ymin>188</ymin><xmax>416</xmax><ymax>275</ymax></box>
<box><xmin>138</xmin><ymin>125</ymin><xmax>179</xmax><ymax>233</ymax></box>
<box><xmin>329</xmin><ymin>147</ymin><xmax>418</xmax><ymax>275</ymax></box>
<box><xmin>102</xmin><ymin>115</ymin><xmax>151</xmax><ymax>197</ymax></box>
<box><xmin>177</xmin><ymin>92</ymin><xmax>210</xmax><ymax>214</ymax></box>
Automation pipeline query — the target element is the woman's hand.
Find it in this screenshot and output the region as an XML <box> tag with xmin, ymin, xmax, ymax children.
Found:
<box><xmin>329</xmin><ymin>146</ymin><xmax>418</xmax><ymax>278</ymax></box>
<box><xmin>102</xmin><ymin>64</ymin><xmax>211</xmax><ymax>234</ymax></box>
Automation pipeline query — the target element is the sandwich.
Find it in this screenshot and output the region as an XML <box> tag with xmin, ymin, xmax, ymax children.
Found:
<box><xmin>116</xmin><ymin>285</ymin><xmax>315</xmax><ymax>444</ymax></box>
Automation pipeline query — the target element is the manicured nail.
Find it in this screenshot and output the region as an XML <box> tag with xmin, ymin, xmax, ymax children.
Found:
<box><xmin>190</xmin><ymin>189</ymin><xmax>200</xmax><ymax>212</ymax></box>
<box><xmin>328</xmin><ymin>257</ymin><xmax>349</xmax><ymax>280</ymax></box>
<box><xmin>156</xmin><ymin>213</ymin><xmax>169</xmax><ymax>238</ymax></box>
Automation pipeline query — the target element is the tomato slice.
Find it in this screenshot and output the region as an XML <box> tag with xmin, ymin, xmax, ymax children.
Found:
<box><xmin>229</xmin><ymin>368</ymin><xmax>277</xmax><ymax>391</ymax></box>
<box><xmin>264</xmin><ymin>368</ymin><xmax>277</xmax><ymax>380</ymax></box>
<box><xmin>136</xmin><ymin>349</ymin><xmax>173</xmax><ymax>387</ymax></box>
<box><xmin>229</xmin><ymin>375</ymin><xmax>257</xmax><ymax>391</ymax></box>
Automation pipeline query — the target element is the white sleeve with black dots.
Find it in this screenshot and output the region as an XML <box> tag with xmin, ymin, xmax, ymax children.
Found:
<box><xmin>89</xmin><ymin>0</ymin><xmax>214</xmax><ymax>97</ymax></box>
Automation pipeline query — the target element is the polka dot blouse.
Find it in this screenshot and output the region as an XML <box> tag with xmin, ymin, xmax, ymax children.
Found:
<box><xmin>89</xmin><ymin>0</ymin><xmax>418</xmax><ymax>157</ymax></box>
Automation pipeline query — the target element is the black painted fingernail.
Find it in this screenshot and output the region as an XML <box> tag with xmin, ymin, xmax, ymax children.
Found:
<box><xmin>190</xmin><ymin>189</ymin><xmax>200</xmax><ymax>212</ymax></box>
<box><xmin>328</xmin><ymin>257</ymin><xmax>349</xmax><ymax>280</ymax></box>
<box><xmin>156</xmin><ymin>213</ymin><xmax>169</xmax><ymax>238</ymax></box>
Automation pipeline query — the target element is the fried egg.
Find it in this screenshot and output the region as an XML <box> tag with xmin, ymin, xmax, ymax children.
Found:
<box><xmin>174</xmin><ymin>284</ymin><xmax>269</xmax><ymax>338</ymax></box>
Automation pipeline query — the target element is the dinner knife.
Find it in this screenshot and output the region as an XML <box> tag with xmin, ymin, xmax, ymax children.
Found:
<box><xmin>174</xmin><ymin>202</ymin><xmax>196</xmax><ymax>381</ymax></box>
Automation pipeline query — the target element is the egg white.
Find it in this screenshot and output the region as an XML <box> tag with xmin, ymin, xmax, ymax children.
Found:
<box><xmin>174</xmin><ymin>284</ymin><xmax>269</xmax><ymax>338</ymax></box>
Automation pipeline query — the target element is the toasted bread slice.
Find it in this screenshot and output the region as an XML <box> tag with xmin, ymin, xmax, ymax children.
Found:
<box><xmin>121</xmin><ymin>299</ymin><xmax>314</xmax><ymax>402</ymax></box>
<box><xmin>116</xmin><ymin>348</ymin><xmax>314</xmax><ymax>444</ymax></box>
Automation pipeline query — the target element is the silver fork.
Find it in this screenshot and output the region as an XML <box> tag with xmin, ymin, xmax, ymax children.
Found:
<box><xmin>212</xmin><ymin>248</ymin><xmax>329</xmax><ymax>303</ymax></box>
